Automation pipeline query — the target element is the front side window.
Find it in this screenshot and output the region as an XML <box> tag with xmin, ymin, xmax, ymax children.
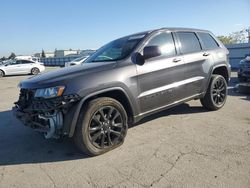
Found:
<box><xmin>198</xmin><ymin>32</ymin><xmax>219</xmax><ymax>50</ymax></box>
<box><xmin>10</xmin><ymin>60</ymin><xmax>21</xmax><ymax>65</ymax></box>
<box><xmin>177</xmin><ymin>32</ymin><xmax>201</xmax><ymax>54</ymax></box>
<box><xmin>87</xmin><ymin>34</ymin><xmax>146</xmax><ymax>63</ymax></box>
<box><xmin>145</xmin><ymin>32</ymin><xmax>176</xmax><ymax>57</ymax></box>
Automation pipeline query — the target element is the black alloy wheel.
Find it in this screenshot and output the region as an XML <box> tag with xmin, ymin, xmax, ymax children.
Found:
<box><xmin>89</xmin><ymin>106</ymin><xmax>125</xmax><ymax>149</ymax></box>
<box><xmin>200</xmin><ymin>74</ymin><xmax>228</xmax><ymax>110</ymax></box>
<box><xmin>74</xmin><ymin>97</ymin><xmax>128</xmax><ymax>156</ymax></box>
<box><xmin>211</xmin><ymin>77</ymin><xmax>227</xmax><ymax>106</ymax></box>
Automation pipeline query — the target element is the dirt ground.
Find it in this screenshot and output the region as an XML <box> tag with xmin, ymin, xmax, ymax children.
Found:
<box><xmin>0</xmin><ymin>68</ymin><xmax>249</xmax><ymax>188</ymax></box>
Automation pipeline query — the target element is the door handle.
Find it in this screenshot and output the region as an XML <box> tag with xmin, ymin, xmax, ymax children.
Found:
<box><xmin>203</xmin><ymin>52</ymin><xmax>210</xmax><ymax>56</ymax></box>
<box><xmin>173</xmin><ymin>58</ymin><xmax>181</xmax><ymax>63</ymax></box>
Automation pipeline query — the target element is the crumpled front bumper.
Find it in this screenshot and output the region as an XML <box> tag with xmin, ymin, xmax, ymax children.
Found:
<box><xmin>13</xmin><ymin>89</ymin><xmax>81</xmax><ymax>138</ymax></box>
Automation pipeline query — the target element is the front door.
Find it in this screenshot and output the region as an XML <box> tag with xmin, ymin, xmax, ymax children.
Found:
<box><xmin>4</xmin><ymin>60</ymin><xmax>22</xmax><ymax>75</ymax></box>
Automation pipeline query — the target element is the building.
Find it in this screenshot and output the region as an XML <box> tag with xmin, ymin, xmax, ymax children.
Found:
<box><xmin>54</xmin><ymin>49</ymin><xmax>80</xmax><ymax>57</ymax></box>
<box><xmin>34</xmin><ymin>52</ymin><xmax>54</xmax><ymax>58</ymax></box>
<box><xmin>80</xmin><ymin>49</ymin><xmax>96</xmax><ymax>56</ymax></box>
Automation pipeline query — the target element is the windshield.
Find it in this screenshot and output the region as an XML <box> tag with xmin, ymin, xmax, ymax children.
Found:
<box><xmin>87</xmin><ymin>34</ymin><xmax>146</xmax><ymax>63</ymax></box>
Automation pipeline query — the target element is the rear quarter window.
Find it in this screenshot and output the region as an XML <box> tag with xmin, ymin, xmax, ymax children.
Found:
<box><xmin>176</xmin><ymin>32</ymin><xmax>201</xmax><ymax>54</ymax></box>
<box><xmin>198</xmin><ymin>32</ymin><xmax>219</xmax><ymax>50</ymax></box>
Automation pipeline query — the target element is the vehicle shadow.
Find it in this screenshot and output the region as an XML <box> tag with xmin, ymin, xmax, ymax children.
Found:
<box><xmin>0</xmin><ymin>102</ymin><xmax>207</xmax><ymax>166</ymax></box>
<box><xmin>0</xmin><ymin>110</ymin><xmax>89</xmax><ymax>166</ymax></box>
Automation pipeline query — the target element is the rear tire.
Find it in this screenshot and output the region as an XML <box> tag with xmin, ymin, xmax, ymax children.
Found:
<box><xmin>0</xmin><ymin>70</ymin><xmax>4</xmax><ymax>77</ymax></box>
<box><xmin>200</xmin><ymin>74</ymin><xmax>228</xmax><ymax>111</ymax></box>
<box><xmin>31</xmin><ymin>68</ymin><xmax>40</xmax><ymax>75</ymax></box>
<box><xmin>74</xmin><ymin>97</ymin><xmax>128</xmax><ymax>156</ymax></box>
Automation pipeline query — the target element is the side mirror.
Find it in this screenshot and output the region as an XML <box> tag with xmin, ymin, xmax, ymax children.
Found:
<box><xmin>131</xmin><ymin>52</ymin><xmax>145</xmax><ymax>66</ymax></box>
<box><xmin>143</xmin><ymin>46</ymin><xmax>161</xmax><ymax>60</ymax></box>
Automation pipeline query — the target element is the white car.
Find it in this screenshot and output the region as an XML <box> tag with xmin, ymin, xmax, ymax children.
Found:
<box><xmin>0</xmin><ymin>59</ymin><xmax>45</xmax><ymax>77</ymax></box>
<box><xmin>64</xmin><ymin>56</ymin><xmax>89</xmax><ymax>67</ymax></box>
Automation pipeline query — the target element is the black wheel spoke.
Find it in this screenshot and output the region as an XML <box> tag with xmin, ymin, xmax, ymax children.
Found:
<box><xmin>89</xmin><ymin>126</ymin><xmax>101</xmax><ymax>133</ymax></box>
<box><xmin>91</xmin><ymin>131</ymin><xmax>102</xmax><ymax>142</ymax></box>
<box><xmin>107</xmin><ymin>132</ymin><xmax>113</xmax><ymax>146</ymax></box>
<box><xmin>110</xmin><ymin>130</ymin><xmax>121</xmax><ymax>137</ymax></box>
<box><xmin>107</xmin><ymin>107</ymin><xmax>114</xmax><ymax>119</ymax></box>
<box><xmin>112</xmin><ymin>111</ymin><xmax>119</xmax><ymax>121</ymax></box>
<box><xmin>112</xmin><ymin>123</ymin><xmax>122</xmax><ymax>128</ymax></box>
<box><xmin>99</xmin><ymin>109</ymin><xmax>106</xmax><ymax>120</ymax></box>
<box><xmin>93</xmin><ymin>115</ymin><xmax>101</xmax><ymax>125</ymax></box>
<box><xmin>101</xmin><ymin>133</ymin><xmax>105</xmax><ymax>148</ymax></box>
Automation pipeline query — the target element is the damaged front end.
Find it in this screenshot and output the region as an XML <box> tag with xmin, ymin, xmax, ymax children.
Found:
<box><xmin>13</xmin><ymin>88</ymin><xmax>80</xmax><ymax>139</ymax></box>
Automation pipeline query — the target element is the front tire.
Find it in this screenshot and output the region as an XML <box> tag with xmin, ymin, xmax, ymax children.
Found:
<box><xmin>200</xmin><ymin>75</ymin><xmax>228</xmax><ymax>111</ymax></box>
<box><xmin>74</xmin><ymin>97</ymin><xmax>128</xmax><ymax>156</ymax></box>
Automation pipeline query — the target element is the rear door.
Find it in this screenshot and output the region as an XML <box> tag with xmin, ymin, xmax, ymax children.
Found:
<box><xmin>175</xmin><ymin>31</ymin><xmax>214</xmax><ymax>97</ymax></box>
<box><xmin>20</xmin><ymin>60</ymin><xmax>33</xmax><ymax>74</ymax></box>
<box><xmin>136</xmin><ymin>31</ymin><xmax>186</xmax><ymax>114</ymax></box>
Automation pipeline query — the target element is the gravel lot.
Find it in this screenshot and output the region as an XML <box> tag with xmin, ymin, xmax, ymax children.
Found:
<box><xmin>0</xmin><ymin>68</ymin><xmax>249</xmax><ymax>188</ymax></box>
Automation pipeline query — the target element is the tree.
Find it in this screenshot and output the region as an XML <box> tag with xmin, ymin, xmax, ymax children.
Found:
<box><xmin>217</xmin><ymin>35</ymin><xmax>236</xmax><ymax>44</ymax></box>
<box><xmin>41</xmin><ymin>49</ymin><xmax>46</xmax><ymax>58</ymax></box>
<box><xmin>8</xmin><ymin>52</ymin><xmax>16</xmax><ymax>59</ymax></box>
<box><xmin>0</xmin><ymin>56</ymin><xmax>7</xmax><ymax>61</ymax></box>
<box><xmin>229</xmin><ymin>31</ymin><xmax>246</xmax><ymax>43</ymax></box>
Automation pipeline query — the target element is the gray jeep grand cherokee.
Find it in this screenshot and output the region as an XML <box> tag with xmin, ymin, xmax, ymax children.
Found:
<box><xmin>13</xmin><ymin>28</ymin><xmax>230</xmax><ymax>156</ymax></box>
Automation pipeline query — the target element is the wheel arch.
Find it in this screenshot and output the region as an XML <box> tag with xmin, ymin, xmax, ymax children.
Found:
<box><xmin>0</xmin><ymin>69</ymin><xmax>5</xmax><ymax>76</ymax></box>
<box><xmin>68</xmin><ymin>87</ymin><xmax>135</xmax><ymax>137</ymax></box>
<box><xmin>211</xmin><ymin>65</ymin><xmax>230</xmax><ymax>84</ymax></box>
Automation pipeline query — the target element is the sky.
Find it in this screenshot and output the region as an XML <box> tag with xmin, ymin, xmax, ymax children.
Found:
<box><xmin>0</xmin><ymin>0</ymin><xmax>249</xmax><ymax>57</ymax></box>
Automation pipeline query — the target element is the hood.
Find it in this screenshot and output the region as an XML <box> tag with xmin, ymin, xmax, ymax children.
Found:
<box><xmin>19</xmin><ymin>62</ymin><xmax>116</xmax><ymax>89</ymax></box>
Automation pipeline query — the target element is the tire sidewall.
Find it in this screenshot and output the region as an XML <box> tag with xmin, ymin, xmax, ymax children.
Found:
<box><xmin>78</xmin><ymin>98</ymin><xmax>128</xmax><ymax>156</ymax></box>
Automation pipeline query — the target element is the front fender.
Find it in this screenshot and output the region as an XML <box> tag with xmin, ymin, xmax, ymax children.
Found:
<box><xmin>67</xmin><ymin>87</ymin><xmax>134</xmax><ymax>137</ymax></box>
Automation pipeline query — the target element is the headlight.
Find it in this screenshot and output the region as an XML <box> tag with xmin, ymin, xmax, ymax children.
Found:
<box><xmin>35</xmin><ymin>86</ymin><xmax>65</xmax><ymax>98</ymax></box>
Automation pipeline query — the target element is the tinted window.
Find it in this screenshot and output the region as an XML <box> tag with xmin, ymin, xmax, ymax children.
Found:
<box><xmin>88</xmin><ymin>34</ymin><xmax>146</xmax><ymax>62</ymax></box>
<box><xmin>198</xmin><ymin>32</ymin><xmax>219</xmax><ymax>50</ymax></box>
<box><xmin>146</xmin><ymin>32</ymin><xmax>176</xmax><ymax>57</ymax></box>
<box><xmin>177</xmin><ymin>32</ymin><xmax>201</xmax><ymax>54</ymax></box>
<box><xmin>22</xmin><ymin>60</ymin><xmax>33</xmax><ymax>64</ymax></box>
<box><xmin>11</xmin><ymin>60</ymin><xmax>21</xmax><ymax>65</ymax></box>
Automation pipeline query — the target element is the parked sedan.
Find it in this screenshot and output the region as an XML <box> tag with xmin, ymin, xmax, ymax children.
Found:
<box><xmin>0</xmin><ymin>59</ymin><xmax>45</xmax><ymax>77</ymax></box>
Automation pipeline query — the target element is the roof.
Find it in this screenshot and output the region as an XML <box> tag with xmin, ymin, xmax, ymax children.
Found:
<box><xmin>125</xmin><ymin>27</ymin><xmax>211</xmax><ymax>38</ymax></box>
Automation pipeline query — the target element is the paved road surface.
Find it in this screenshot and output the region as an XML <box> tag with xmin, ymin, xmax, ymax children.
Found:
<box><xmin>0</xmin><ymin>69</ymin><xmax>249</xmax><ymax>188</ymax></box>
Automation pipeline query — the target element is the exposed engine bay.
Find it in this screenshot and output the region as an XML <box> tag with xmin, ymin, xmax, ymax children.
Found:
<box><xmin>13</xmin><ymin>88</ymin><xmax>80</xmax><ymax>139</ymax></box>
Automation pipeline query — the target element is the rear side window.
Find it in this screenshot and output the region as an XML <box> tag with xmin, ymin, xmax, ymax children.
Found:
<box><xmin>21</xmin><ymin>60</ymin><xmax>32</xmax><ymax>64</ymax></box>
<box><xmin>176</xmin><ymin>32</ymin><xmax>201</xmax><ymax>54</ymax></box>
<box><xmin>146</xmin><ymin>32</ymin><xmax>176</xmax><ymax>57</ymax></box>
<box><xmin>198</xmin><ymin>32</ymin><xmax>219</xmax><ymax>50</ymax></box>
